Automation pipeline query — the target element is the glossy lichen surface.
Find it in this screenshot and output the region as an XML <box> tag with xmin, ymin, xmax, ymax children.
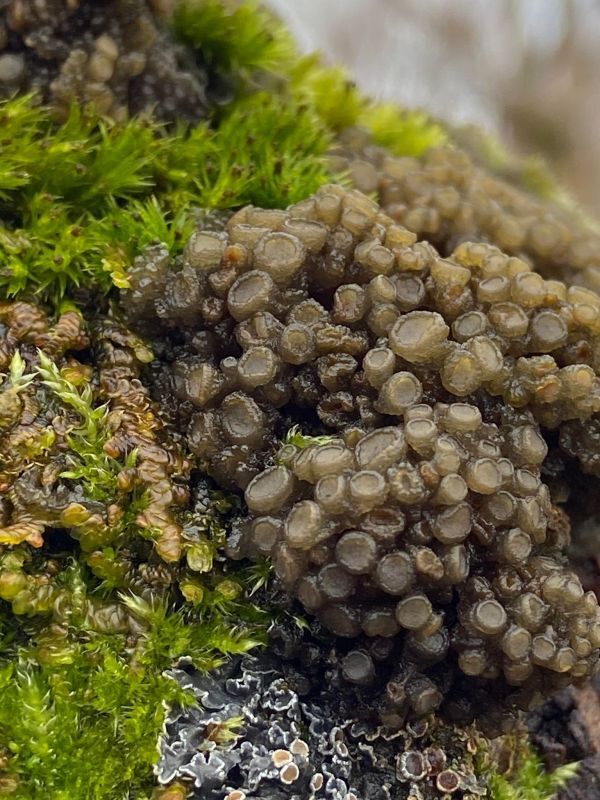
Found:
<box><xmin>0</xmin><ymin>0</ymin><xmax>210</xmax><ymax>122</ymax></box>
<box><xmin>332</xmin><ymin>129</ymin><xmax>600</xmax><ymax>291</ymax></box>
<box><xmin>120</xmin><ymin>182</ymin><xmax>600</xmax><ymax>732</ymax></box>
<box><xmin>244</xmin><ymin>417</ymin><xmax>597</xmax><ymax>722</ymax></box>
<box><xmin>129</xmin><ymin>184</ymin><xmax>600</xmax><ymax>454</ymax></box>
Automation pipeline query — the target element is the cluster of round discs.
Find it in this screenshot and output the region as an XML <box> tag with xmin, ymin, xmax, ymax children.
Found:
<box><xmin>241</xmin><ymin>404</ymin><xmax>600</xmax><ymax>718</ymax></box>
<box><xmin>0</xmin><ymin>0</ymin><xmax>209</xmax><ymax>121</ymax></box>
<box><xmin>120</xmin><ymin>182</ymin><xmax>600</xmax><ymax>723</ymax></box>
<box><xmin>331</xmin><ymin>128</ymin><xmax>600</xmax><ymax>291</ymax></box>
<box><xmin>126</xmin><ymin>183</ymin><xmax>600</xmax><ymax>482</ymax></box>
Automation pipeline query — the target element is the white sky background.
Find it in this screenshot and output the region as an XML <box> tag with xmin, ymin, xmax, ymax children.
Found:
<box><xmin>266</xmin><ymin>0</ymin><xmax>600</xmax><ymax>210</ymax></box>
<box><xmin>266</xmin><ymin>0</ymin><xmax>591</xmax><ymax>128</ymax></box>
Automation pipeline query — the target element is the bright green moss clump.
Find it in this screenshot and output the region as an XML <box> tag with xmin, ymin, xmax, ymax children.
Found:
<box><xmin>0</xmin><ymin>1</ymin><xmax>451</xmax><ymax>306</ymax></box>
<box><xmin>0</xmin><ymin>592</ymin><xmax>263</xmax><ymax>799</ymax></box>
<box><xmin>173</xmin><ymin>0</ymin><xmax>448</xmax><ymax>146</ymax></box>
<box><xmin>488</xmin><ymin>749</ymin><xmax>578</xmax><ymax>800</ymax></box>
<box><xmin>173</xmin><ymin>0</ymin><xmax>297</xmax><ymax>78</ymax></box>
<box><xmin>0</xmin><ymin>91</ymin><xmax>332</xmax><ymax>304</ymax></box>
<box><xmin>363</xmin><ymin>103</ymin><xmax>448</xmax><ymax>156</ymax></box>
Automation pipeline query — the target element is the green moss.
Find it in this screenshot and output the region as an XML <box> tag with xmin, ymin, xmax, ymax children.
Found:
<box><xmin>362</xmin><ymin>103</ymin><xmax>448</xmax><ymax>157</ymax></box>
<box><xmin>35</xmin><ymin>351</ymin><xmax>123</xmax><ymax>503</ymax></box>
<box><xmin>1</xmin><ymin>352</ymin><xmax>35</xmax><ymax>396</ymax></box>
<box><xmin>288</xmin><ymin>55</ymin><xmax>365</xmax><ymax>132</ymax></box>
<box><xmin>173</xmin><ymin>2</ymin><xmax>448</xmax><ymax>153</ymax></box>
<box><xmin>182</xmin><ymin>91</ymin><xmax>333</xmax><ymax>209</ymax></box>
<box><xmin>0</xmin><ymin>591</ymin><xmax>264</xmax><ymax>799</ymax></box>
<box><xmin>0</xmin><ymin>345</ymin><xmax>270</xmax><ymax>797</ymax></box>
<box><xmin>488</xmin><ymin>749</ymin><xmax>578</xmax><ymax>800</ymax></box>
<box><xmin>283</xmin><ymin>424</ymin><xmax>336</xmax><ymax>449</ymax></box>
<box><xmin>0</xmin><ymin>89</ymin><xmax>332</xmax><ymax>304</ymax></box>
<box><xmin>0</xmin><ymin>100</ymin><xmax>163</xmax><ymax>300</ymax></box>
<box><xmin>173</xmin><ymin>0</ymin><xmax>296</xmax><ymax>78</ymax></box>
<box><xmin>0</xmin><ymin>2</ymin><xmax>455</xmax><ymax>306</ymax></box>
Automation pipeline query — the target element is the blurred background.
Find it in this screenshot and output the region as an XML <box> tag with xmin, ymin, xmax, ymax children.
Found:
<box><xmin>267</xmin><ymin>0</ymin><xmax>600</xmax><ymax>214</ymax></box>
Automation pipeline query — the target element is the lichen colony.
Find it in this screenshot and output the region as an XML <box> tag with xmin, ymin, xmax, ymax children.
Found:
<box><xmin>0</xmin><ymin>2</ymin><xmax>599</xmax><ymax>798</ymax></box>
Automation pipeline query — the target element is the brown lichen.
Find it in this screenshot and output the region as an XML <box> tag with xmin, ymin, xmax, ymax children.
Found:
<box><xmin>117</xmin><ymin>182</ymin><xmax>600</xmax><ymax>730</ymax></box>
<box><xmin>125</xmin><ymin>184</ymin><xmax>600</xmax><ymax>480</ymax></box>
<box><xmin>239</xmin><ymin>414</ymin><xmax>599</xmax><ymax>726</ymax></box>
<box><xmin>0</xmin><ymin>0</ymin><xmax>209</xmax><ymax>121</ymax></box>
<box><xmin>332</xmin><ymin>128</ymin><xmax>600</xmax><ymax>291</ymax></box>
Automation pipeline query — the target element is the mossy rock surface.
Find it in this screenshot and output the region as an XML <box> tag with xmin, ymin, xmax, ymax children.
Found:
<box><xmin>0</xmin><ymin>2</ymin><xmax>599</xmax><ymax>799</ymax></box>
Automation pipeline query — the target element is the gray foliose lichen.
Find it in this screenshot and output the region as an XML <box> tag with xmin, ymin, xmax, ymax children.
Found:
<box><xmin>157</xmin><ymin>646</ymin><xmax>486</xmax><ymax>800</ymax></box>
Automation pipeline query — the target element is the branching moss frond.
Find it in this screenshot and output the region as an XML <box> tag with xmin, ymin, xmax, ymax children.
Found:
<box><xmin>0</xmin><ymin>351</ymin><xmax>35</xmax><ymax>393</ymax></box>
<box><xmin>36</xmin><ymin>350</ymin><xmax>106</xmax><ymax>441</ymax></box>
<box><xmin>35</xmin><ymin>350</ymin><xmax>124</xmax><ymax>502</ymax></box>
